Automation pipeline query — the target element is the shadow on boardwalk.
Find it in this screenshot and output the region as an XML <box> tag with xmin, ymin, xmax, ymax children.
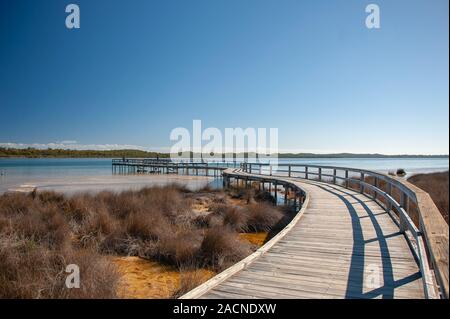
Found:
<box><xmin>311</xmin><ymin>182</ymin><xmax>421</xmax><ymax>299</ymax></box>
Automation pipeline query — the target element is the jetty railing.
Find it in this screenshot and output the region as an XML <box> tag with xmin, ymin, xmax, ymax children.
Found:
<box><xmin>112</xmin><ymin>158</ymin><xmax>240</xmax><ymax>176</ymax></box>
<box><xmin>112</xmin><ymin>158</ymin><xmax>241</xmax><ymax>167</ymax></box>
<box><xmin>241</xmin><ymin>162</ymin><xmax>449</xmax><ymax>299</ymax></box>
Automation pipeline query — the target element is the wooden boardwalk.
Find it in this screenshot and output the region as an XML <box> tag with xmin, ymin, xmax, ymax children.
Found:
<box><xmin>200</xmin><ymin>178</ymin><xmax>424</xmax><ymax>299</ymax></box>
<box><xmin>112</xmin><ymin>159</ymin><xmax>447</xmax><ymax>298</ymax></box>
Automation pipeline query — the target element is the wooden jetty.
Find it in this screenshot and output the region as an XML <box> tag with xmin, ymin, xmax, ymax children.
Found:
<box><xmin>112</xmin><ymin>159</ymin><xmax>449</xmax><ymax>299</ymax></box>
<box><xmin>112</xmin><ymin>158</ymin><xmax>238</xmax><ymax>177</ymax></box>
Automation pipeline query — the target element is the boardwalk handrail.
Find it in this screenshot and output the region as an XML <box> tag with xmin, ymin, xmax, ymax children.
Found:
<box><xmin>180</xmin><ymin>168</ymin><xmax>310</xmax><ymax>299</ymax></box>
<box><xmin>241</xmin><ymin>162</ymin><xmax>449</xmax><ymax>299</ymax></box>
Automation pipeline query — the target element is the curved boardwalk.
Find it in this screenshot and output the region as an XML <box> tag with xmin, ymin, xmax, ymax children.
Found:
<box><xmin>201</xmin><ymin>178</ymin><xmax>424</xmax><ymax>299</ymax></box>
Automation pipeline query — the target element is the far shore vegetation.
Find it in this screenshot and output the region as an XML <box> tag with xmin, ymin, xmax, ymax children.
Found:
<box><xmin>0</xmin><ymin>184</ymin><xmax>295</xmax><ymax>298</ymax></box>
<box><xmin>0</xmin><ymin>147</ymin><xmax>448</xmax><ymax>159</ymax></box>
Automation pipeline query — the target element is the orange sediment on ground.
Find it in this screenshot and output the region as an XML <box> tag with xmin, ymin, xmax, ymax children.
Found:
<box><xmin>112</xmin><ymin>256</ymin><xmax>214</xmax><ymax>299</ymax></box>
<box><xmin>239</xmin><ymin>232</ymin><xmax>268</xmax><ymax>246</ymax></box>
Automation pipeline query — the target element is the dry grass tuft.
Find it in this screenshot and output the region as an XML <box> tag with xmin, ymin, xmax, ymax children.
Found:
<box><xmin>246</xmin><ymin>202</ymin><xmax>284</xmax><ymax>232</ymax></box>
<box><xmin>200</xmin><ymin>227</ymin><xmax>252</xmax><ymax>271</ymax></box>
<box><xmin>171</xmin><ymin>269</ymin><xmax>211</xmax><ymax>299</ymax></box>
<box><xmin>0</xmin><ymin>235</ymin><xmax>119</xmax><ymax>299</ymax></box>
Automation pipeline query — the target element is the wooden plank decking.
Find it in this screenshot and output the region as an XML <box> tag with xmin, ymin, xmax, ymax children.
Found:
<box><xmin>201</xmin><ymin>178</ymin><xmax>424</xmax><ymax>299</ymax></box>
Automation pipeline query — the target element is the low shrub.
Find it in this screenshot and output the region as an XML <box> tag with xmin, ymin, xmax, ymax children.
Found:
<box><xmin>171</xmin><ymin>269</ymin><xmax>209</xmax><ymax>299</ymax></box>
<box><xmin>246</xmin><ymin>203</ymin><xmax>284</xmax><ymax>232</ymax></box>
<box><xmin>144</xmin><ymin>230</ymin><xmax>203</xmax><ymax>268</ymax></box>
<box><xmin>200</xmin><ymin>227</ymin><xmax>252</xmax><ymax>271</ymax></box>
<box><xmin>0</xmin><ymin>235</ymin><xmax>119</xmax><ymax>299</ymax></box>
<box><xmin>210</xmin><ymin>204</ymin><xmax>248</xmax><ymax>231</ymax></box>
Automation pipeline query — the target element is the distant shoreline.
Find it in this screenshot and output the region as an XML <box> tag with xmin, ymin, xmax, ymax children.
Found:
<box><xmin>0</xmin><ymin>148</ymin><xmax>448</xmax><ymax>159</ymax></box>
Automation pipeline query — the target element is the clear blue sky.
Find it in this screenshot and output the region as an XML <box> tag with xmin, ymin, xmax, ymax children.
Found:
<box><xmin>0</xmin><ymin>0</ymin><xmax>448</xmax><ymax>154</ymax></box>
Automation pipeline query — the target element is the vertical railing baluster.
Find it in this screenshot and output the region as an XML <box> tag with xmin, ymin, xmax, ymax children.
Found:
<box><xmin>374</xmin><ymin>177</ymin><xmax>378</xmax><ymax>200</ymax></box>
<box><xmin>284</xmin><ymin>185</ymin><xmax>288</xmax><ymax>204</ymax></box>
<box><xmin>274</xmin><ymin>182</ymin><xmax>278</xmax><ymax>205</ymax></box>
<box><xmin>360</xmin><ymin>172</ymin><xmax>365</xmax><ymax>194</ymax></box>
<box><xmin>400</xmin><ymin>192</ymin><xmax>409</xmax><ymax>232</ymax></box>
<box><xmin>386</xmin><ymin>183</ymin><xmax>392</xmax><ymax>212</ymax></box>
<box><xmin>345</xmin><ymin>170</ymin><xmax>349</xmax><ymax>188</ymax></box>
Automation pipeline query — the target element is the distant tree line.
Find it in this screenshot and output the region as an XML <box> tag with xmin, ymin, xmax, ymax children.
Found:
<box><xmin>277</xmin><ymin>152</ymin><xmax>449</xmax><ymax>158</ymax></box>
<box><xmin>0</xmin><ymin>147</ymin><xmax>170</xmax><ymax>158</ymax></box>
<box><xmin>0</xmin><ymin>148</ymin><xmax>447</xmax><ymax>159</ymax></box>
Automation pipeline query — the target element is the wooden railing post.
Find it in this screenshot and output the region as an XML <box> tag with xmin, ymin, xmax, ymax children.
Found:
<box><xmin>305</xmin><ymin>166</ymin><xmax>309</xmax><ymax>179</ymax></box>
<box><xmin>345</xmin><ymin>170</ymin><xmax>349</xmax><ymax>188</ymax></box>
<box><xmin>333</xmin><ymin>169</ymin><xmax>337</xmax><ymax>184</ymax></box>
<box><xmin>318</xmin><ymin>168</ymin><xmax>322</xmax><ymax>181</ymax></box>
<box><xmin>284</xmin><ymin>185</ymin><xmax>288</xmax><ymax>204</ymax></box>
<box><xmin>386</xmin><ymin>183</ymin><xmax>392</xmax><ymax>212</ymax></box>
<box><xmin>400</xmin><ymin>192</ymin><xmax>409</xmax><ymax>232</ymax></box>
<box><xmin>274</xmin><ymin>182</ymin><xmax>278</xmax><ymax>205</ymax></box>
<box><xmin>360</xmin><ymin>173</ymin><xmax>365</xmax><ymax>194</ymax></box>
<box><xmin>374</xmin><ymin>177</ymin><xmax>378</xmax><ymax>200</ymax></box>
<box><xmin>288</xmin><ymin>165</ymin><xmax>291</xmax><ymax>177</ymax></box>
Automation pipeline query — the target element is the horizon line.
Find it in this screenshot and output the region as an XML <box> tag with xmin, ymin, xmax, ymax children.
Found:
<box><xmin>0</xmin><ymin>147</ymin><xmax>448</xmax><ymax>157</ymax></box>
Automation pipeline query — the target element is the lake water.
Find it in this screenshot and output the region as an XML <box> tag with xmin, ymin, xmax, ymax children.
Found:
<box><xmin>0</xmin><ymin>157</ymin><xmax>448</xmax><ymax>194</ymax></box>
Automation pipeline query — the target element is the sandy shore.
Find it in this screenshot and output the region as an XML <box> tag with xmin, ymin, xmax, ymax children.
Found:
<box><xmin>1</xmin><ymin>174</ymin><xmax>217</xmax><ymax>195</ymax></box>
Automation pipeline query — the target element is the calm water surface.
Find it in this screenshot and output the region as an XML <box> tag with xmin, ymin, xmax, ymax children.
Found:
<box><xmin>0</xmin><ymin>157</ymin><xmax>448</xmax><ymax>194</ymax></box>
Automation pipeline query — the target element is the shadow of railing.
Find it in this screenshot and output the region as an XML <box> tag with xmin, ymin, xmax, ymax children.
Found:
<box><xmin>310</xmin><ymin>181</ymin><xmax>421</xmax><ymax>299</ymax></box>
